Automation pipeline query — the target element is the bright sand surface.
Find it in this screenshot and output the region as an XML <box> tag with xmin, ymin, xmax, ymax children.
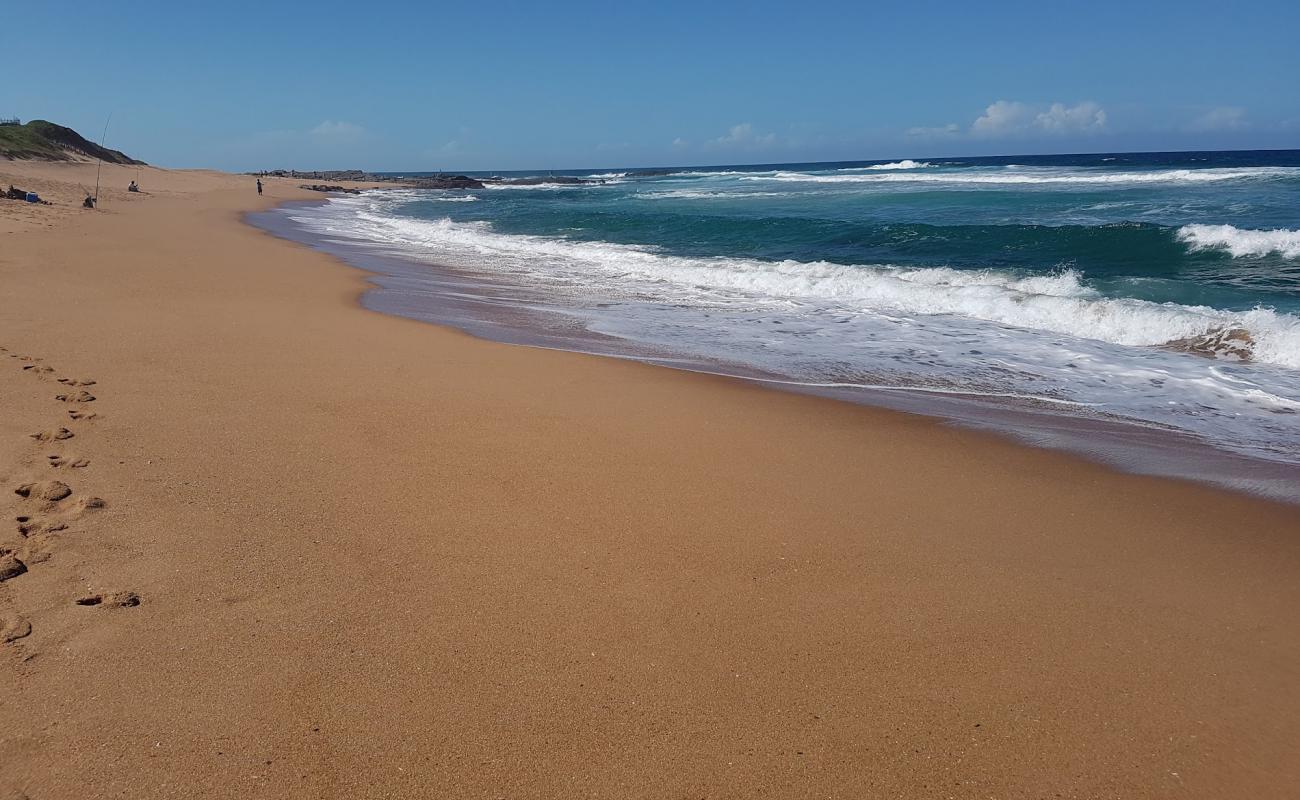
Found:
<box><xmin>1</xmin><ymin>161</ymin><xmax>1298</xmax><ymax>799</ymax></box>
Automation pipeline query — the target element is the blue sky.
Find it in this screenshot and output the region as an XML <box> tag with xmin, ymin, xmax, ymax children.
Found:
<box><xmin>5</xmin><ymin>0</ymin><xmax>1299</xmax><ymax>171</ymax></box>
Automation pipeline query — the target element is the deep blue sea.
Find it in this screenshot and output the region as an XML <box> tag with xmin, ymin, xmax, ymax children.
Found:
<box><xmin>264</xmin><ymin>150</ymin><xmax>1300</xmax><ymax>497</ymax></box>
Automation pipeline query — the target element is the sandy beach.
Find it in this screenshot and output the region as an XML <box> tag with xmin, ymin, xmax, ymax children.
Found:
<box><xmin>2</xmin><ymin>161</ymin><xmax>1298</xmax><ymax>798</ymax></box>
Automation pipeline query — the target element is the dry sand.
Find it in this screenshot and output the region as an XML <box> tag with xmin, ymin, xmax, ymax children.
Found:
<box><xmin>1</xmin><ymin>160</ymin><xmax>1298</xmax><ymax>799</ymax></box>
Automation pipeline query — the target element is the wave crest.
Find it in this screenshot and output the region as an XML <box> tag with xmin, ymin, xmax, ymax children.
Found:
<box><xmin>1177</xmin><ymin>224</ymin><xmax>1300</xmax><ymax>258</ymax></box>
<box><xmin>863</xmin><ymin>160</ymin><xmax>932</xmax><ymax>170</ymax></box>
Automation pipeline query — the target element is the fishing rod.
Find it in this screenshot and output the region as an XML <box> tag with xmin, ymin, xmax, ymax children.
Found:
<box><xmin>93</xmin><ymin>112</ymin><xmax>112</xmax><ymax>205</ymax></box>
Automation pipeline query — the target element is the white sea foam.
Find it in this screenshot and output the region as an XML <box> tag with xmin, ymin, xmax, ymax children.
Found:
<box><xmin>300</xmin><ymin>202</ymin><xmax>1300</xmax><ymax>371</ymax></box>
<box><xmin>746</xmin><ymin>167</ymin><xmax>1300</xmax><ymax>185</ymax></box>
<box><xmin>862</xmin><ymin>160</ymin><xmax>933</xmax><ymax>170</ymax></box>
<box><xmin>1177</xmin><ymin>224</ymin><xmax>1300</xmax><ymax>258</ymax></box>
<box><xmin>432</xmin><ymin>195</ymin><xmax>479</xmax><ymax>202</ymax></box>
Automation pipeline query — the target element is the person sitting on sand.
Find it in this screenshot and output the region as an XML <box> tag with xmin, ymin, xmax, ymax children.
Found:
<box><xmin>128</xmin><ymin>181</ymin><xmax>140</xmax><ymax>192</ymax></box>
<box><xmin>83</xmin><ymin>194</ymin><xmax>96</xmax><ymax>209</ymax></box>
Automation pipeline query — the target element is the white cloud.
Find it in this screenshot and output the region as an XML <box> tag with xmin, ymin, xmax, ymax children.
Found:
<box><xmin>671</xmin><ymin>137</ymin><xmax>689</xmax><ymax>149</ymax></box>
<box><xmin>310</xmin><ymin>120</ymin><xmax>366</xmax><ymax>142</ymax></box>
<box><xmin>971</xmin><ymin>101</ymin><xmax>1034</xmax><ymax>136</ymax></box>
<box><xmin>969</xmin><ymin>100</ymin><xmax>1107</xmax><ymax>138</ymax></box>
<box><xmin>1188</xmin><ymin>106</ymin><xmax>1248</xmax><ymax>132</ymax></box>
<box><xmin>1034</xmin><ymin>101</ymin><xmax>1107</xmax><ymax>133</ymax></box>
<box><xmin>709</xmin><ymin>123</ymin><xmax>777</xmax><ymax>150</ymax></box>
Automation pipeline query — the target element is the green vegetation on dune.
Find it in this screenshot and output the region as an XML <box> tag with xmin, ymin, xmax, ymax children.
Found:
<box><xmin>0</xmin><ymin>120</ymin><xmax>145</xmax><ymax>164</ymax></box>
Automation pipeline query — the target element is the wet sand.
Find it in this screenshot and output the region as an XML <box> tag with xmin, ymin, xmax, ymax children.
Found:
<box><xmin>1</xmin><ymin>160</ymin><xmax>1298</xmax><ymax>799</ymax></box>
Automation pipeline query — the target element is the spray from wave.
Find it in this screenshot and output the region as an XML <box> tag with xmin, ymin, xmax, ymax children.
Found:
<box><xmin>1177</xmin><ymin>224</ymin><xmax>1300</xmax><ymax>258</ymax></box>
<box><xmin>862</xmin><ymin>160</ymin><xmax>933</xmax><ymax>170</ymax></box>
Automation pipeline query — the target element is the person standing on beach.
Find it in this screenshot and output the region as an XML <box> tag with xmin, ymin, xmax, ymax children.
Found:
<box><xmin>256</xmin><ymin>178</ymin><xmax>263</xmax><ymax>195</ymax></box>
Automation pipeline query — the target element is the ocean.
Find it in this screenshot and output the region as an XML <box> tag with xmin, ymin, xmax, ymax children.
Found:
<box><xmin>254</xmin><ymin>150</ymin><xmax>1300</xmax><ymax>500</ymax></box>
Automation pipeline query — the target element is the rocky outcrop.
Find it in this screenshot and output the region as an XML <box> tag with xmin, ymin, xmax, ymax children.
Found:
<box><xmin>625</xmin><ymin>168</ymin><xmax>678</xmax><ymax>177</ymax></box>
<box><xmin>299</xmin><ymin>184</ymin><xmax>362</xmax><ymax>194</ymax></box>
<box><xmin>405</xmin><ymin>175</ymin><xmax>485</xmax><ymax>189</ymax></box>
<box><xmin>261</xmin><ymin>171</ymin><xmax>608</xmax><ymax>190</ymax></box>
<box><xmin>267</xmin><ymin>169</ymin><xmax>367</xmax><ymax>181</ymax></box>
<box><xmin>1163</xmin><ymin>327</ymin><xmax>1256</xmax><ymax>361</ymax></box>
<box><xmin>496</xmin><ymin>176</ymin><xmax>593</xmax><ymax>186</ymax></box>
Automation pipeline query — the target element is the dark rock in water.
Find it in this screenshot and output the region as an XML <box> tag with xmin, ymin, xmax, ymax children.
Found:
<box><xmin>318</xmin><ymin>170</ymin><xmax>366</xmax><ymax>181</ymax></box>
<box><xmin>255</xmin><ymin>169</ymin><xmax>488</xmax><ymax>190</ymax></box>
<box><xmin>300</xmin><ymin>184</ymin><xmax>362</xmax><ymax>195</ymax></box>
<box><xmin>625</xmin><ymin>168</ymin><xmax>678</xmax><ymax>177</ymax></box>
<box><xmin>405</xmin><ymin>175</ymin><xmax>485</xmax><ymax>189</ymax></box>
<box><xmin>495</xmin><ymin>175</ymin><xmax>593</xmax><ymax>186</ymax></box>
<box><xmin>1163</xmin><ymin>327</ymin><xmax>1255</xmax><ymax>361</ymax></box>
<box><xmin>266</xmin><ymin>169</ymin><xmax>367</xmax><ymax>181</ymax></box>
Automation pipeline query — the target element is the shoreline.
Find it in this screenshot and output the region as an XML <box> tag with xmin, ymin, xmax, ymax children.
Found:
<box><xmin>2</xmin><ymin>161</ymin><xmax>1299</xmax><ymax>798</ymax></box>
<box><xmin>254</xmin><ymin>195</ymin><xmax>1300</xmax><ymax>504</ymax></box>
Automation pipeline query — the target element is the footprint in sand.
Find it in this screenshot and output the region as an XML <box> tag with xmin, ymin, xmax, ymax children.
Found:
<box><xmin>75</xmin><ymin>591</ymin><xmax>140</xmax><ymax>608</ymax></box>
<box><xmin>31</xmin><ymin>427</ymin><xmax>74</xmax><ymax>442</ymax></box>
<box><xmin>54</xmin><ymin>389</ymin><xmax>96</xmax><ymax>403</ymax></box>
<box><xmin>14</xmin><ymin>481</ymin><xmax>73</xmax><ymax>502</ymax></box>
<box><xmin>47</xmin><ymin>454</ymin><xmax>90</xmax><ymax>469</ymax></box>
<box><xmin>8</xmin><ymin>540</ymin><xmax>51</xmax><ymax>565</ymax></box>
<box><xmin>14</xmin><ymin>496</ymin><xmax>104</xmax><ymax>537</ymax></box>
<box><xmin>71</xmin><ymin>496</ymin><xmax>106</xmax><ymax>513</ymax></box>
<box><xmin>0</xmin><ymin>613</ymin><xmax>32</xmax><ymax>643</ymax></box>
<box><xmin>0</xmin><ymin>553</ymin><xmax>28</xmax><ymax>583</ymax></box>
<box><xmin>56</xmin><ymin>378</ymin><xmax>96</xmax><ymax>387</ymax></box>
<box><xmin>66</xmin><ymin>410</ymin><xmax>97</xmax><ymax>421</ymax></box>
<box><xmin>14</xmin><ymin>481</ymin><xmax>66</xmax><ymax>536</ymax></box>
<box><xmin>15</xmin><ymin>513</ymin><xmax>68</xmax><ymax>537</ymax></box>
<box><xmin>13</xmin><ymin>482</ymin><xmax>100</xmax><ymax>537</ymax></box>
<box><xmin>21</xmin><ymin>364</ymin><xmax>54</xmax><ymax>375</ymax></box>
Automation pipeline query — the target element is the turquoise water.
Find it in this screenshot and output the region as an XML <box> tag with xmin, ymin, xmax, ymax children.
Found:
<box><xmin>270</xmin><ymin>151</ymin><xmax>1300</xmax><ymax>493</ymax></box>
<box><xmin>398</xmin><ymin>154</ymin><xmax>1300</xmax><ymax>312</ymax></box>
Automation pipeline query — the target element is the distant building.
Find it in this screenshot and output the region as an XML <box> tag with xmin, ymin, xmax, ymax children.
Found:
<box><xmin>0</xmin><ymin>117</ymin><xmax>20</xmax><ymax>126</ymax></box>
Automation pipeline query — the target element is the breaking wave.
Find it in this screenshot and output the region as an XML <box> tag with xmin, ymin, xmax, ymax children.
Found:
<box><xmin>301</xmin><ymin>207</ymin><xmax>1300</xmax><ymax>370</ymax></box>
<box><xmin>863</xmin><ymin>160</ymin><xmax>933</xmax><ymax>170</ymax></box>
<box><xmin>1178</xmin><ymin>224</ymin><xmax>1300</xmax><ymax>259</ymax></box>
